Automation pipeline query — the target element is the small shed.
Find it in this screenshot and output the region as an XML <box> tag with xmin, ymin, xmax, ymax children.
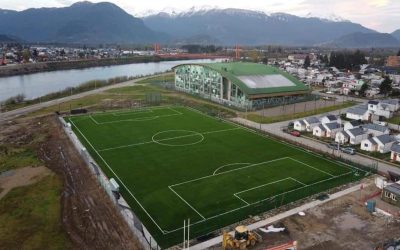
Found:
<box><xmin>381</xmin><ymin>183</ymin><xmax>400</xmax><ymax>207</ymax></box>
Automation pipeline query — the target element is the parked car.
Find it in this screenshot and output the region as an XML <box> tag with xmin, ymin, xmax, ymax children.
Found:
<box><xmin>290</xmin><ymin>131</ymin><xmax>301</xmax><ymax>137</ymax></box>
<box><xmin>341</xmin><ymin>147</ymin><xmax>356</xmax><ymax>155</ymax></box>
<box><xmin>327</xmin><ymin>143</ymin><xmax>340</xmax><ymax>150</ymax></box>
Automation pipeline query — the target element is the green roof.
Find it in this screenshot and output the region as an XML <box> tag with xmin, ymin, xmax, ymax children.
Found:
<box><xmin>174</xmin><ymin>62</ymin><xmax>309</xmax><ymax>96</ymax></box>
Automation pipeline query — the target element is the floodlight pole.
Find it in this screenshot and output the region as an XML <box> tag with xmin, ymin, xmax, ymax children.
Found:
<box><xmin>183</xmin><ymin>220</ymin><xmax>186</xmax><ymax>249</ymax></box>
<box><xmin>187</xmin><ymin>218</ymin><xmax>190</xmax><ymax>249</ymax></box>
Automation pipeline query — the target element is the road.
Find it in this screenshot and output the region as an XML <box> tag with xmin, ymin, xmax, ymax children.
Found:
<box><xmin>231</xmin><ymin>117</ymin><xmax>400</xmax><ymax>176</ymax></box>
<box><xmin>0</xmin><ymin>75</ymin><xmax>157</xmax><ymax>122</ymax></box>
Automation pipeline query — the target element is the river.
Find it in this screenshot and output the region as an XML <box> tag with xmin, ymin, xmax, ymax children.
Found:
<box><xmin>0</xmin><ymin>59</ymin><xmax>223</xmax><ymax>102</ymax></box>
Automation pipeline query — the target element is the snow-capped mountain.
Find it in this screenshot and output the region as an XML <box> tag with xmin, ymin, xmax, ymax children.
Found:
<box><xmin>305</xmin><ymin>12</ymin><xmax>349</xmax><ymax>22</ymax></box>
<box><xmin>143</xmin><ymin>8</ymin><xmax>376</xmax><ymax>45</ymax></box>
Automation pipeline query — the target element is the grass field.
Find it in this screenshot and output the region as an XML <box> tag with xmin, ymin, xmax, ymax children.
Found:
<box><xmin>66</xmin><ymin>106</ymin><xmax>368</xmax><ymax>248</ymax></box>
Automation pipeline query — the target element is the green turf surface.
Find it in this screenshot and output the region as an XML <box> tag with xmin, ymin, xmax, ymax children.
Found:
<box><xmin>65</xmin><ymin>106</ymin><xmax>367</xmax><ymax>248</ymax></box>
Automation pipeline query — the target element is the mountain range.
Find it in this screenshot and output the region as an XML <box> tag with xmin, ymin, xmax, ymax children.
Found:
<box><xmin>0</xmin><ymin>1</ymin><xmax>399</xmax><ymax>47</ymax></box>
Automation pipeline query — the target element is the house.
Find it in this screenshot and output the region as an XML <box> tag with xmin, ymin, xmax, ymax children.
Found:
<box><xmin>361</xmin><ymin>134</ymin><xmax>396</xmax><ymax>153</ymax></box>
<box><xmin>380</xmin><ymin>99</ymin><xmax>400</xmax><ymax>112</ymax></box>
<box><xmin>344</xmin><ymin>120</ymin><xmax>363</xmax><ymax>131</ymax></box>
<box><xmin>323</xmin><ymin>122</ymin><xmax>342</xmax><ymax>138</ymax></box>
<box><xmin>320</xmin><ymin>115</ymin><xmax>340</xmax><ymax>124</ymax></box>
<box><xmin>335</xmin><ymin>130</ymin><xmax>350</xmax><ymax>144</ymax></box>
<box><xmin>361</xmin><ymin>137</ymin><xmax>378</xmax><ymax>152</ymax></box>
<box><xmin>346</xmin><ymin>106</ymin><xmax>371</xmax><ymax>121</ymax></box>
<box><xmin>367</xmin><ymin>100</ymin><xmax>380</xmax><ymax>112</ymax></box>
<box><xmin>363</xmin><ymin>123</ymin><xmax>390</xmax><ymax>137</ymax></box>
<box><xmin>304</xmin><ymin>117</ymin><xmax>320</xmax><ymax>132</ymax></box>
<box><xmin>374</xmin><ymin>103</ymin><xmax>393</xmax><ymax>119</ymax></box>
<box><xmin>313</xmin><ymin>124</ymin><xmax>326</xmax><ymax>137</ymax></box>
<box><xmin>347</xmin><ymin>127</ymin><xmax>368</xmax><ymax>145</ymax></box>
<box><xmin>391</xmin><ymin>143</ymin><xmax>400</xmax><ymax>162</ymax></box>
<box><xmin>374</xmin><ymin>134</ymin><xmax>396</xmax><ymax>153</ymax></box>
<box><xmin>294</xmin><ymin>120</ymin><xmax>306</xmax><ymax>131</ymax></box>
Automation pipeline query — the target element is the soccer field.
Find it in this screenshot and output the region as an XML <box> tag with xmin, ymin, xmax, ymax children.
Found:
<box><xmin>66</xmin><ymin>106</ymin><xmax>367</xmax><ymax>248</ymax></box>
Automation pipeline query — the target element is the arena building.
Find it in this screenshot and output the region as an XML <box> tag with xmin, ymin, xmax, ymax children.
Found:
<box><xmin>173</xmin><ymin>62</ymin><xmax>310</xmax><ymax>110</ymax></box>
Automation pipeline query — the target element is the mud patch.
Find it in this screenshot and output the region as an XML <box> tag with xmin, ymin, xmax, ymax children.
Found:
<box><xmin>0</xmin><ymin>166</ymin><xmax>51</xmax><ymax>199</ymax></box>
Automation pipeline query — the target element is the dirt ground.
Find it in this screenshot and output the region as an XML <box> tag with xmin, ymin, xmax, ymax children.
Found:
<box><xmin>0</xmin><ymin>166</ymin><xmax>51</xmax><ymax>199</ymax></box>
<box><xmin>0</xmin><ymin>116</ymin><xmax>142</xmax><ymax>249</ymax></box>
<box><xmin>249</xmin><ymin>183</ymin><xmax>400</xmax><ymax>250</ymax></box>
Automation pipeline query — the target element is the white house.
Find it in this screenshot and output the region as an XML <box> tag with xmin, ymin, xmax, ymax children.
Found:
<box><xmin>335</xmin><ymin>130</ymin><xmax>350</xmax><ymax>144</ymax></box>
<box><xmin>313</xmin><ymin>124</ymin><xmax>326</xmax><ymax>137</ymax></box>
<box><xmin>304</xmin><ymin>117</ymin><xmax>320</xmax><ymax>132</ymax></box>
<box><xmin>346</xmin><ymin>106</ymin><xmax>371</xmax><ymax>121</ymax></box>
<box><xmin>390</xmin><ymin>144</ymin><xmax>400</xmax><ymax>162</ymax></box>
<box><xmin>374</xmin><ymin>134</ymin><xmax>396</xmax><ymax>153</ymax></box>
<box><xmin>380</xmin><ymin>99</ymin><xmax>400</xmax><ymax>112</ymax></box>
<box><xmin>294</xmin><ymin>120</ymin><xmax>306</xmax><ymax>131</ymax></box>
<box><xmin>361</xmin><ymin>134</ymin><xmax>396</xmax><ymax>153</ymax></box>
<box><xmin>344</xmin><ymin>120</ymin><xmax>363</xmax><ymax>131</ymax></box>
<box><xmin>361</xmin><ymin>137</ymin><xmax>378</xmax><ymax>152</ymax></box>
<box><xmin>363</xmin><ymin>123</ymin><xmax>390</xmax><ymax>137</ymax></box>
<box><xmin>323</xmin><ymin>122</ymin><xmax>342</xmax><ymax>138</ymax></box>
<box><xmin>347</xmin><ymin>127</ymin><xmax>368</xmax><ymax>145</ymax></box>
<box><xmin>320</xmin><ymin>115</ymin><xmax>340</xmax><ymax>124</ymax></box>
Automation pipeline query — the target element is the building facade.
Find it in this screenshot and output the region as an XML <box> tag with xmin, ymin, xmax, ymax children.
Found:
<box><xmin>173</xmin><ymin>62</ymin><xmax>310</xmax><ymax>110</ymax></box>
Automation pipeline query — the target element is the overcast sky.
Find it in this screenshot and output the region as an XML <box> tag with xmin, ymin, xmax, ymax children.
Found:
<box><xmin>1</xmin><ymin>0</ymin><xmax>399</xmax><ymax>33</ymax></box>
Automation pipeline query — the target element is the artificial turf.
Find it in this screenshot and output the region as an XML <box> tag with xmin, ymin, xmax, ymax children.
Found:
<box><xmin>65</xmin><ymin>106</ymin><xmax>367</xmax><ymax>248</ymax></box>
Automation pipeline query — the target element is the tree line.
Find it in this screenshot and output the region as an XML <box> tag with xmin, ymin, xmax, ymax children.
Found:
<box><xmin>329</xmin><ymin>50</ymin><xmax>367</xmax><ymax>70</ymax></box>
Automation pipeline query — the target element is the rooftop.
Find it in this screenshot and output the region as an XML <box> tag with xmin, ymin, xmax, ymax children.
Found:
<box><xmin>374</xmin><ymin>134</ymin><xmax>395</xmax><ymax>144</ymax></box>
<box><xmin>384</xmin><ymin>183</ymin><xmax>400</xmax><ymax>195</ymax></box>
<box><xmin>363</xmin><ymin>123</ymin><xmax>388</xmax><ymax>133</ymax></box>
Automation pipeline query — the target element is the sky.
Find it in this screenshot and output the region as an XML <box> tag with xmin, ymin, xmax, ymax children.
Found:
<box><xmin>1</xmin><ymin>0</ymin><xmax>399</xmax><ymax>33</ymax></box>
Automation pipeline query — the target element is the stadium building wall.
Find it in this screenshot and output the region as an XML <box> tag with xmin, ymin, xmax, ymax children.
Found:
<box><xmin>174</xmin><ymin>64</ymin><xmax>252</xmax><ymax>109</ymax></box>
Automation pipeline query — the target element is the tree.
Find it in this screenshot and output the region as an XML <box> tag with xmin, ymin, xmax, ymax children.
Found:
<box><xmin>303</xmin><ymin>55</ymin><xmax>310</xmax><ymax>68</ymax></box>
<box><xmin>262</xmin><ymin>56</ymin><xmax>268</xmax><ymax>65</ymax></box>
<box><xmin>380</xmin><ymin>76</ymin><xmax>393</xmax><ymax>96</ymax></box>
<box><xmin>359</xmin><ymin>83</ymin><xmax>369</xmax><ymax>97</ymax></box>
<box><xmin>22</xmin><ymin>49</ymin><xmax>30</xmax><ymax>63</ymax></box>
<box><xmin>397</xmin><ymin>49</ymin><xmax>400</xmax><ymax>56</ymax></box>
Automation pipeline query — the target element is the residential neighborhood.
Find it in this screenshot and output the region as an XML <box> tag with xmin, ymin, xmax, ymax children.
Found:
<box><xmin>293</xmin><ymin>98</ymin><xmax>400</xmax><ymax>163</ymax></box>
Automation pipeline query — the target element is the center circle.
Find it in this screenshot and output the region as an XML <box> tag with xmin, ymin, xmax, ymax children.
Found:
<box><xmin>151</xmin><ymin>130</ymin><xmax>204</xmax><ymax>147</ymax></box>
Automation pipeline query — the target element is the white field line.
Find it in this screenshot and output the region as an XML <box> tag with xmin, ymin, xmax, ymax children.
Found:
<box><xmin>164</xmin><ymin>171</ymin><xmax>354</xmax><ymax>234</ymax></box>
<box><xmin>168</xmin><ymin>107</ymin><xmax>183</xmax><ymax>115</ymax></box>
<box><xmin>94</xmin><ymin>113</ymin><xmax>181</xmax><ymax>124</ymax></box>
<box><xmin>168</xmin><ymin>186</ymin><xmax>206</xmax><ymax>220</ymax></box>
<box><xmin>69</xmin><ymin>118</ymin><xmax>167</xmax><ymax>234</ymax></box>
<box><xmin>254</xmin><ymin>171</ymin><xmax>353</xmax><ymax>205</ymax></box>
<box><xmin>91</xmin><ymin>105</ymin><xmax>174</xmax><ymax>116</ymax></box>
<box><xmin>235</xmin><ymin>178</ymin><xmax>293</xmax><ymax>196</ymax></box>
<box><xmin>213</xmin><ymin>163</ymin><xmax>251</xmax><ymax>175</ymax></box>
<box><xmin>112</xmin><ymin>109</ymin><xmax>153</xmax><ymax>117</ymax></box>
<box><xmin>89</xmin><ymin>115</ymin><xmax>99</xmax><ymax>125</ymax></box>
<box><xmin>289</xmin><ymin>177</ymin><xmax>307</xmax><ymax>187</ymax></box>
<box><xmin>288</xmin><ymin>157</ymin><xmax>334</xmax><ymax>177</ymax></box>
<box><xmin>98</xmin><ymin>127</ymin><xmax>240</xmax><ymax>152</ymax></box>
<box><xmin>233</xmin><ymin>194</ymin><xmax>250</xmax><ymax>205</ymax></box>
<box><xmin>169</xmin><ymin>157</ymin><xmax>289</xmax><ymax>188</ymax></box>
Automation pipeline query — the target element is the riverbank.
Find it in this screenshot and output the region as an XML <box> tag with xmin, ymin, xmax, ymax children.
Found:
<box><xmin>0</xmin><ymin>56</ymin><xmax>194</xmax><ymax>77</ymax></box>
